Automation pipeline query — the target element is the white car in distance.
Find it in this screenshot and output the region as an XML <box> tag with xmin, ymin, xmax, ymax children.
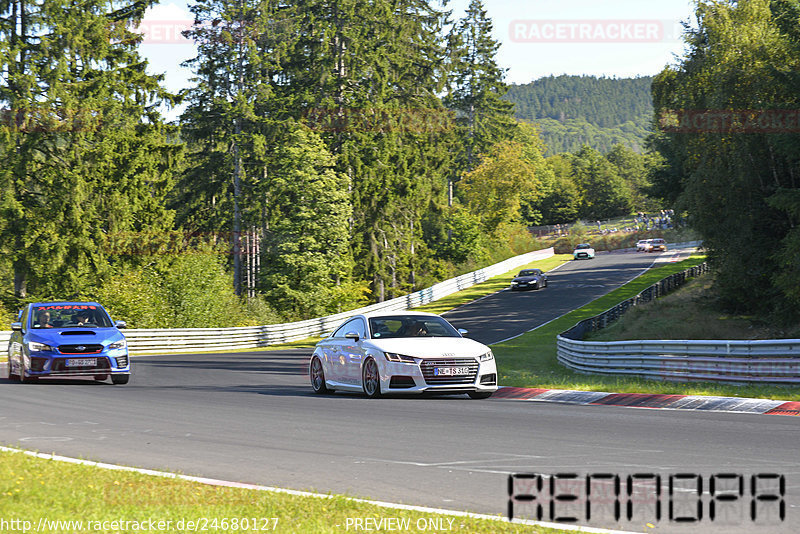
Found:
<box><xmin>309</xmin><ymin>311</ymin><xmax>498</xmax><ymax>399</ymax></box>
<box><xmin>573</xmin><ymin>243</ymin><xmax>596</xmax><ymax>260</ymax></box>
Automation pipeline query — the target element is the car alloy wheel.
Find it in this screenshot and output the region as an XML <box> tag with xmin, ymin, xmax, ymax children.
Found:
<box><xmin>362</xmin><ymin>358</ymin><xmax>381</xmax><ymax>398</ymax></box>
<box><xmin>310</xmin><ymin>357</ymin><xmax>330</xmax><ymax>394</ymax></box>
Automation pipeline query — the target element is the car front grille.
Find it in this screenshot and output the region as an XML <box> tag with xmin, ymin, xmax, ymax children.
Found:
<box><xmin>576</xmin><ymin>252</ymin><xmax>589</xmax><ymax>258</ymax></box>
<box><xmin>420</xmin><ymin>358</ymin><xmax>479</xmax><ymax>385</ymax></box>
<box><xmin>58</xmin><ymin>344</ymin><xmax>104</xmax><ymax>354</ymax></box>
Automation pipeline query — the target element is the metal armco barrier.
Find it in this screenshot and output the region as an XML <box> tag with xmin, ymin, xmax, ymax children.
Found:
<box><xmin>0</xmin><ymin>248</ymin><xmax>554</xmax><ymax>355</ymax></box>
<box><xmin>557</xmin><ymin>338</ymin><xmax>800</xmax><ymax>384</ymax></box>
<box><xmin>557</xmin><ymin>263</ymin><xmax>800</xmax><ymax>384</ymax></box>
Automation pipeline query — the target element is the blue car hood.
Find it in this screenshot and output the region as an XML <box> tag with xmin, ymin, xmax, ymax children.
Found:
<box><xmin>28</xmin><ymin>328</ymin><xmax>125</xmax><ymax>348</ymax></box>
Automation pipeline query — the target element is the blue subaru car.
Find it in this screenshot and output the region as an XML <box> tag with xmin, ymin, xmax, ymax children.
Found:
<box><xmin>7</xmin><ymin>302</ymin><xmax>130</xmax><ymax>384</ymax></box>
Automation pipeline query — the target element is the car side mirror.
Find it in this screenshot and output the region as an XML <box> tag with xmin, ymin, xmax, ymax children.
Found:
<box><xmin>458</xmin><ymin>328</ymin><xmax>469</xmax><ymax>337</ymax></box>
<box><xmin>115</xmin><ymin>320</ymin><xmax>127</xmax><ymax>329</ymax></box>
<box><xmin>344</xmin><ymin>331</ymin><xmax>360</xmax><ymax>341</ymax></box>
<box><xmin>11</xmin><ymin>322</ymin><xmax>22</xmax><ymax>332</ymax></box>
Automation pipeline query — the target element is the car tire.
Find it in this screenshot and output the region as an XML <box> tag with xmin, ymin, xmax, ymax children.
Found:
<box><xmin>310</xmin><ymin>356</ymin><xmax>331</xmax><ymax>394</ymax></box>
<box><xmin>94</xmin><ymin>374</ymin><xmax>109</xmax><ymax>382</ymax></box>
<box><xmin>468</xmin><ymin>391</ymin><xmax>493</xmax><ymax>399</ymax></box>
<box><xmin>111</xmin><ymin>374</ymin><xmax>130</xmax><ymax>385</ymax></box>
<box><xmin>362</xmin><ymin>357</ymin><xmax>382</xmax><ymax>398</ymax></box>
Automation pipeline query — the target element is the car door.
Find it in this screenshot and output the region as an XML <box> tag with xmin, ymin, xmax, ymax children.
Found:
<box><xmin>340</xmin><ymin>318</ymin><xmax>368</xmax><ymax>386</ymax></box>
<box><xmin>326</xmin><ymin>318</ymin><xmax>367</xmax><ymax>387</ymax></box>
<box><xmin>323</xmin><ymin>321</ymin><xmax>352</xmax><ymax>384</ymax></box>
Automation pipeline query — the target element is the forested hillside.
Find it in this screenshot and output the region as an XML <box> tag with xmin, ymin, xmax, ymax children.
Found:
<box><xmin>0</xmin><ymin>0</ymin><xmax>669</xmax><ymax>328</ymax></box>
<box><xmin>505</xmin><ymin>75</ymin><xmax>654</xmax><ymax>154</ymax></box>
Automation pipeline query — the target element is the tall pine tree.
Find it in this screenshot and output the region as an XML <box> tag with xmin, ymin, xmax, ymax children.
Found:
<box><xmin>0</xmin><ymin>0</ymin><xmax>181</xmax><ymax>299</ymax></box>
<box><xmin>178</xmin><ymin>0</ymin><xmax>356</xmax><ymax>312</ymax></box>
<box><xmin>445</xmin><ymin>0</ymin><xmax>516</xmax><ymax>186</ymax></box>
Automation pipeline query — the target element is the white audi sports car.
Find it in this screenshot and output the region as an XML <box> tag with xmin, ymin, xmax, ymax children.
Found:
<box><xmin>309</xmin><ymin>311</ymin><xmax>498</xmax><ymax>399</ymax></box>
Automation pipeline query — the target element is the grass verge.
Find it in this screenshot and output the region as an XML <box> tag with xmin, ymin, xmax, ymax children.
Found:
<box><xmin>0</xmin><ymin>449</ymin><xmax>568</xmax><ymax>534</ymax></box>
<box><xmin>492</xmin><ymin>255</ymin><xmax>800</xmax><ymax>401</ymax></box>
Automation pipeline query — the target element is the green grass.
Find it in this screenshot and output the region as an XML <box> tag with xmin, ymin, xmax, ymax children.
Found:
<box><xmin>0</xmin><ymin>449</ymin><xmax>569</xmax><ymax>534</ymax></box>
<box><xmin>492</xmin><ymin>255</ymin><xmax>800</xmax><ymax>401</ymax></box>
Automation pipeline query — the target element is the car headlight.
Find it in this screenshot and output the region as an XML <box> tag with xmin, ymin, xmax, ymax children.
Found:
<box><xmin>479</xmin><ymin>350</ymin><xmax>494</xmax><ymax>362</ymax></box>
<box><xmin>28</xmin><ymin>341</ymin><xmax>54</xmax><ymax>353</ymax></box>
<box><xmin>384</xmin><ymin>352</ymin><xmax>417</xmax><ymax>364</ymax></box>
<box><xmin>109</xmin><ymin>339</ymin><xmax>127</xmax><ymax>350</ymax></box>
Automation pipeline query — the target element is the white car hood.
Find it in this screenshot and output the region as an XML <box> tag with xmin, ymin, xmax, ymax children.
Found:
<box><xmin>365</xmin><ymin>337</ymin><xmax>490</xmax><ymax>359</ymax></box>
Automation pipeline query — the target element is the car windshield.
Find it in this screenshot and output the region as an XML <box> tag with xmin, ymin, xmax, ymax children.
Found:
<box><xmin>576</xmin><ymin>244</ymin><xmax>591</xmax><ymax>249</ymax></box>
<box><xmin>32</xmin><ymin>305</ymin><xmax>113</xmax><ymax>329</ymax></box>
<box><xmin>368</xmin><ymin>315</ymin><xmax>461</xmax><ymax>339</ymax></box>
<box><xmin>518</xmin><ymin>270</ymin><xmax>540</xmax><ymax>277</ymax></box>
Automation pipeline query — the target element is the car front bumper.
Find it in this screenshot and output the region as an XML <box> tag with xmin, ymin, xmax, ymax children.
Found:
<box><xmin>21</xmin><ymin>351</ymin><xmax>130</xmax><ymax>378</ymax></box>
<box><xmin>378</xmin><ymin>358</ymin><xmax>498</xmax><ymax>395</ymax></box>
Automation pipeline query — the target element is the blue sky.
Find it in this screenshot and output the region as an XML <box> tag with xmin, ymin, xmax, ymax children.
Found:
<box><xmin>139</xmin><ymin>0</ymin><xmax>697</xmax><ymax>116</ymax></box>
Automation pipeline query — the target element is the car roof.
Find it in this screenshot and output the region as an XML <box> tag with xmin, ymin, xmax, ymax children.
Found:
<box><xmin>359</xmin><ymin>310</ymin><xmax>441</xmax><ymax>320</ymax></box>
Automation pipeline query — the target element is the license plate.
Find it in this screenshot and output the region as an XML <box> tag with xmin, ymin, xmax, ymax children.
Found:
<box><xmin>434</xmin><ymin>366</ymin><xmax>470</xmax><ymax>376</ymax></box>
<box><xmin>66</xmin><ymin>358</ymin><xmax>97</xmax><ymax>367</ymax></box>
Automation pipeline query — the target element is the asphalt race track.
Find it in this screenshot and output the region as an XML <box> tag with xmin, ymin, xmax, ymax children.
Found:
<box><xmin>443</xmin><ymin>249</ymin><xmax>661</xmax><ymax>344</ymax></box>
<box><xmin>2</xmin><ymin>250</ymin><xmax>798</xmax><ymax>533</ymax></box>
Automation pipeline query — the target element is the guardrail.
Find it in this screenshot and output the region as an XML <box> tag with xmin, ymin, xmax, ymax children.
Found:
<box><xmin>560</xmin><ymin>263</ymin><xmax>710</xmax><ymax>341</ymax></box>
<box><xmin>0</xmin><ymin>248</ymin><xmax>554</xmax><ymax>355</ymax></box>
<box><xmin>557</xmin><ymin>263</ymin><xmax>800</xmax><ymax>385</ymax></box>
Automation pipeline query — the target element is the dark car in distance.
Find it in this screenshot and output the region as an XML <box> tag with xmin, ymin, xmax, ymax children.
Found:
<box><xmin>510</xmin><ymin>269</ymin><xmax>548</xmax><ymax>291</ymax></box>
